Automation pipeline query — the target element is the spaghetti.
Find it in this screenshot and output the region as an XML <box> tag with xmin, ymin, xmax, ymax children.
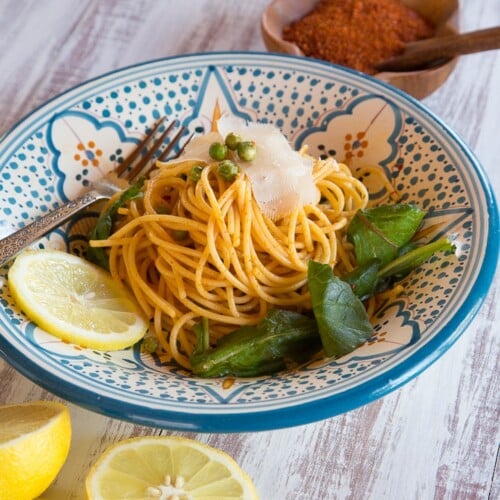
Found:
<box><xmin>90</xmin><ymin>139</ymin><xmax>370</xmax><ymax>369</ymax></box>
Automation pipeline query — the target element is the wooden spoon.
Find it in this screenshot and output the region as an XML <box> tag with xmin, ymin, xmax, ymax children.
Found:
<box><xmin>375</xmin><ymin>26</ymin><xmax>500</xmax><ymax>72</ymax></box>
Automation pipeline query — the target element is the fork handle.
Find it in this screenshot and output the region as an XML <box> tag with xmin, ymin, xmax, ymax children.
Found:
<box><xmin>0</xmin><ymin>190</ymin><xmax>106</xmax><ymax>267</ymax></box>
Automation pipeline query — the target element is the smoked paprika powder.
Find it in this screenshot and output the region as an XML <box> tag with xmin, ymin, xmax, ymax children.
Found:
<box><xmin>282</xmin><ymin>0</ymin><xmax>435</xmax><ymax>74</ymax></box>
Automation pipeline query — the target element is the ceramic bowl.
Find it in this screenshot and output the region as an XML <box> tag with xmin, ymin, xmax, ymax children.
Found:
<box><xmin>0</xmin><ymin>52</ymin><xmax>497</xmax><ymax>432</ymax></box>
<box><xmin>261</xmin><ymin>0</ymin><xmax>459</xmax><ymax>99</ymax></box>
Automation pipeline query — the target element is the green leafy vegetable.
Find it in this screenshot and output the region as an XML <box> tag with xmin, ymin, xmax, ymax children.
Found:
<box><xmin>377</xmin><ymin>237</ymin><xmax>456</xmax><ymax>279</ymax></box>
<box><xmin>307</xmin><ymin>261</ymin><xmax>373</xmax><ymax>357</ymax></box>
<box><xmin>342</xmin><ymin>259</ymin><xmax>382</xmax><ymax>300</ymax></box>
<box><xmin>347</xmin><ymin>204</ymin><xmax>425</xmax><ymax>267</ymax></box>
<box><xmin>190</xmin><ymin>309</ymin><xmax>321</xmax><ymax>378</ymax></box>
<box><xmin>343</xmin><ymin>238</ymin><xmax>456</xmax><ymax>298</ymax></box>
<box><xmin>345</xmin><ymin>204</ymin><xmax>456</xmax><ymax>298</ymax></box>
<box><xmin>87</xmin><ymin>177</ymin><xmax>145</xmax><ymax>269</ymax></box>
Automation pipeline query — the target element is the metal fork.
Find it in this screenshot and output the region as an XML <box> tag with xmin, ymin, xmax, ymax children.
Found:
<box><xmin>0</xmin><ymin>117</ymin><xmax>187</xmax><ymax>266</ymax></box>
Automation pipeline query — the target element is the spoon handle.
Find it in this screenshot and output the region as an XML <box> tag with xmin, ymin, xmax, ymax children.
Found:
<box><xmin>376</xmin><ymin>26</ymin><xmax>500</xmax><ymax>72</ymax></box>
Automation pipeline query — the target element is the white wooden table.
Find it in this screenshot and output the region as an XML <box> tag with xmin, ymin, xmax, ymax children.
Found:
<box><xmin>0</xmin><ymin>1</ymin><xmax>498</xmax><ymax>498</ymax></box>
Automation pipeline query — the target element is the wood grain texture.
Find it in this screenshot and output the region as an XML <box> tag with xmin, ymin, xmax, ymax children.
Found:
<box><xmin>0</xmin><ymin>1</ymin><xmax>498</xmax><ymax>499</ymax></box>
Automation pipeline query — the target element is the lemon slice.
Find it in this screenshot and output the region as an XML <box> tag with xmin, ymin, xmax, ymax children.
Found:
<box><xmin>0</xmin><ymin>400</ymin><xmax>71</xmax><ymax>499</ymax></box>
<box><xmin>8</xmin><ymin>250</ymin><xmax>148</xmax><ymax>350</ymax></box>
<box><xmin>85</xmin><ymin>436</ymin><xmax>259</xmax><ymax>499</ymax></box>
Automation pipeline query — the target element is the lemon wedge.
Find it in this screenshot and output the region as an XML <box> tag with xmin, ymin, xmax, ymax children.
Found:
<box><xmin>8</xmin><ymin>250</ymin><xmax>148</xmax><ymax>350</ymax></box>
<box><xmin>85</xmin><ymin>435</ymin><xmax>259</xmax><ymax>499</ymax></box>
<box><xmin>0</xmin><ymin>400</ymin><xmax>71</xmax><ymax>500</ymax></box>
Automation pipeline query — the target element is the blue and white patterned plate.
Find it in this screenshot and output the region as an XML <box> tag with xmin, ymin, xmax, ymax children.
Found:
<box><xmin>0</xmin><ymin>53</ymin><xmax>498</xmax><ymax>432</ymax></box>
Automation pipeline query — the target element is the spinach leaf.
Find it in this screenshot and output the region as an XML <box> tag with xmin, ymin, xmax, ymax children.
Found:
<box><xmin>344</xmin><ymin>202</ymin><xmax>456</xmax><ymax>297</ymax></box>
<box><xmin>347</xmin><ymin>204</ymin><xmax>425</xmax><ymax>267</ymax></box>
<box><xmin>86</xmin><ymin>177</ymin><xmax>145</xmax><ymax>269</ymax></box>
<box><xmin>308</xmin><ymin>261</ymin><xmax>373</xmax><ymax>357</ymax></box>
<box><xmin>377</xmin><ymin>237</ymin><xmax>455</xmax><ymax>279</ymax></box>
<box><xmin>190</xmin><ymin>309</ymin><xmax>321</xmax><ymax>378</ymax></box>
<box><xmin>342</xmin><ymin>259</ymin><xmax>382</xmax><ymax>300</ymax></box>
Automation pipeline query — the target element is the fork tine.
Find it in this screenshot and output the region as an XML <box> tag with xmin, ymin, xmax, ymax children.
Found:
<box><xmin>115</xmin><ymin>117</ymin><xmax>166</xmax><ymax>178</ymax></box>
<box><xmin>124</xmin><ymin>121</ymin><xmax>179</xmax><ymax>181</ymax></box>
<box><xmin>173</xmin><ymin>131</ymin><xmax>194</xmax><ymax>159</ymax></box>
<box><xmin>114</xmin><ymin>118</ymin><xmax>188</xmax><ymax>183</ymax></box>
<box><xmin>131</xmin><ymin>124</ymin><xmax>189</xmax><ymax>181</ymax></box>
<box><xmin>137</xmin><ymin>125</ymin><xmax>189</xmax><ymax>179</ymax></box>
<box><xmin>156</xmin><ymin>126</ymin><xmax>188</xmax><ymax>162</ymax></box>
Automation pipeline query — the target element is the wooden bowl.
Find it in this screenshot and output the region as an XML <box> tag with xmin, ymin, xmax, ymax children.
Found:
<box><xmin>261</xmin><ymin>0</ymin><xmax>459</xmax><ymax>99</ymax></box>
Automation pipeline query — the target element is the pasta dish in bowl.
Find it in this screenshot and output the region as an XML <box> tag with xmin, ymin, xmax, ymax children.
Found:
<box><xmin>86</xmin><ymin>115</ymin><xmax>453</xmax><ymax>378</ymax></box>
<box><xmin>0</xmin><ymin>52</ymin><xmax>497</xmax><ymax>431</ymax></box>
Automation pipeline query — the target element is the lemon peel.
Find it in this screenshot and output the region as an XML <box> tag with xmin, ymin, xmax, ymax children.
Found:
<box><xmin>0</xmin><ymin>400</ymin><xmax>71</xmax><ymax>500</ymax></box>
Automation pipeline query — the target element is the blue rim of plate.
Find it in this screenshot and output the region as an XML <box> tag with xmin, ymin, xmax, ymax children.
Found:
<box><xmin>0</xmin><ymin>52</ymin><xmax>498</xmax><ymax>432</ymax></box>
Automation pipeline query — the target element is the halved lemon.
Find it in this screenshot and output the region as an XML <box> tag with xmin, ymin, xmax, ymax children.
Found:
<box><xmin>0</xmin><ymin>400</ymin><xmax>71</xmax><ymax>500</ymax></box>
<box><xmin>85</xmin><ymin>435</ymin><xmax>259</xmax><ymax>499</ymax></box>
<box><xmin>8</xmin><ymin>250</ymin><xmax>148</xmax><ymax>350</ymax></box>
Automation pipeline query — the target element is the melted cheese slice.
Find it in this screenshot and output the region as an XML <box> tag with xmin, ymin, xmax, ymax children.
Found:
<box><xmin>176</xmin><ymin>117</ymin><xmax>319</xmax><ymax>219</ymax></box>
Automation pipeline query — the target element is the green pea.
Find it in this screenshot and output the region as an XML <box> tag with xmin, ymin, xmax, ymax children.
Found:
<box><xmin>225</xmin><ymin>132</ymin><xmax>243</xmax><ymax>151</ymax></box>
<box><xmin>155</xmin><ymin>205</ymin><xmax>170</xmax><ymax>215</ymax></box>
<box><xmin>189</xmin><ymin>165</ymin><xmax>204</xmax><ymax>182</ymax></box>
<box><xmin>142</xmin><ymin>336</ymin><xmax>159</xmax><ymax>354</ymax></box>
<box><xmin>172</xmin><ymin>229</ymin><xmax>188</xmax><ymax>240</ymax></box>
<box><xmin>237</xmin><ymin>140</ymin><xmax>257</xmax><ymax>162</ymax></box>
<box><xmin>208</xmin><ymin>141</ymin><xmax>228</xmax><ymax>161</ymax></box>
<box><xmin>217</xmin><ymin>160</ymin><xmax>240</xmax><ymax>181</ymax></box>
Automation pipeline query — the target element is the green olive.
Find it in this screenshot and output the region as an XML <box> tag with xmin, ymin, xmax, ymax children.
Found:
<box><xmin>217</xmin><ymin>160</ymin><xmax>240</xmax><ymax>181</ymax></box>
<box><xmin>225</xmin><ymin>132</ymin><xmax>243</xmax><ymax>151</ymax></box>
<box><xmin>237</xmin><ymin>140</ymin><xmax>257</xmax><ymax>162</ymax></box>
<box><xmin>209</xmin><ymin>141</ymin><xmax>228</xmax><ymax>161</ymax></box>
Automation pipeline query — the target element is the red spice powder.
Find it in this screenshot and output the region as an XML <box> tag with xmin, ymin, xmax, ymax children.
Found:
<box><xmin>283</xmin><ymin>0</ymin><xmax>435</xmax><ymax>74</ymax></box>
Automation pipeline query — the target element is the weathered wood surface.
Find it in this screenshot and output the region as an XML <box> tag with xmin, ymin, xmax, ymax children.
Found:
<box><xmin>0</xmin><ymin>1</ymin><xmax>498</xmax><ymax>498</ymax></box>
